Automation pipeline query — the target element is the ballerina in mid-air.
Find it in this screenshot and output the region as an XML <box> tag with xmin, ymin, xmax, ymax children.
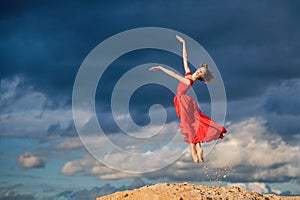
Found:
<box><xmin>149</xmin><ymin>35</ymin><xmax>227</xmax><ymax>164</ymax></box>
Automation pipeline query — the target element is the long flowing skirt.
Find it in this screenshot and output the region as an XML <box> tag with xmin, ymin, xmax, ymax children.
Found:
<box><xmin>174</xmin><ymin>95</ymin><xmax>227</xmax><ymax>144</ymax></box>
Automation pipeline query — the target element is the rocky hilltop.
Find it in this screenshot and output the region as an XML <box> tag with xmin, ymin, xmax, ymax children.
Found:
<box><xmin>96</xmin><ymin>182</ymin><xmax>299</xmax><ymax>200</ymax></box>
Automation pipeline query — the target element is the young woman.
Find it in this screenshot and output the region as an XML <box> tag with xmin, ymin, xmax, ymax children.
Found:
<box><xmin>149</xmin><ymin>35</ymin><xmax>227</xmax><ymax>164</ymax></box>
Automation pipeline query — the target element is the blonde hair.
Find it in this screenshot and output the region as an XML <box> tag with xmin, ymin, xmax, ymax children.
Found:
<box><xmin>200</xmin><ymin>63</ymin><xmax>214</xmax><ymax>83</ymax></box>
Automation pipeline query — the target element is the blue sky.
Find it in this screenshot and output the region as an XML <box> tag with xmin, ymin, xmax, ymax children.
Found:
<box><xmin>1</xmin><ymin>0</ymin><xmax>300</xmax><ymax>199</ymax></box>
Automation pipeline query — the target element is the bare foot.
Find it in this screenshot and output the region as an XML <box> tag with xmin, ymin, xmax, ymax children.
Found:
<box><xmin>190</xmin><ymin>144</ymin><xmax>199</xmax><ymax>164</ymax></box>
<box><xmin>196</xmin><ymin>143</ymin><xmax>204</xmax><ymax>163</ymax></box>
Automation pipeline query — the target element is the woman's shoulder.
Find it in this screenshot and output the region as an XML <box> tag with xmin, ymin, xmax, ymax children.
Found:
<box><xmin>184</xmin><ymin>72</ymin><xmax>192</xmax><ymax>77</ymax></box>
<box><xmin>184</xmin><ymin>72</ymin><xmax>194</xmax><ymax>85</ymax></box>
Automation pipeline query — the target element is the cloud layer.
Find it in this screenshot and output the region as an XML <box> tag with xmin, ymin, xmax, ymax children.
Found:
<box><xmin>1</xmin><ymin>1</ymin><xmax>300</xmax><ymax>198</ymax></box>
<box><xmin>18</xmin><ymin>151</ymin><xmax>45</xmax><ymax>169</ymax></box>
<box><xmin>59</xmin><ymin>117</ymin><xmax>299</xmax><ymax>188</ymax></box>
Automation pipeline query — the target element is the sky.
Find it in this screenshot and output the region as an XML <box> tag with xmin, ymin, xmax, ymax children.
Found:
<box><xmin>1</xmin><ymin>0</ymin><xmax>300</xmax><ymax>199</ymax></box>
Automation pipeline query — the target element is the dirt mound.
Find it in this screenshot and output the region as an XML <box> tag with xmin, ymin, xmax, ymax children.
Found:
<box><xmin>96</xmin><ymin>182</ymin><xmax>299</xmax><ymax>200</ymax></box>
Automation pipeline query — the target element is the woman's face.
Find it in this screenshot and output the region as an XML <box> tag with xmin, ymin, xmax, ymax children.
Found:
<box><xmin>194</xmin><ymin>67</ymin><xmax>207</xmax><ymax>79</ymax></box>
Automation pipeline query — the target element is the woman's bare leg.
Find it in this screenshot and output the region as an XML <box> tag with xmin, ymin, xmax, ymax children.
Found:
<box><xmin>196</xmin><ymin>143</ymin><xmax>204</xmax><ymax>162</ymax></box>
<box><xmin>190</xmin><ymin>144</ymin><xmax>199</xmax><ymax>164</ymax></box>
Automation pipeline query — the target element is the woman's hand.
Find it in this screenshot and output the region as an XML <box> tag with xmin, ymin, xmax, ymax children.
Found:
<box><xmin>176</xmin><ymin>34</ymin><xmax>185</xmax><ymax>43</ymax></box>
<box><xmin>149</xmin><ymin>66</ymin><xmax>162</xmax><ymax>71</ymax></box>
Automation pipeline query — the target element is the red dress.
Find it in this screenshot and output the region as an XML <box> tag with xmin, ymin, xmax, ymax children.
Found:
<box><xmin>174</xmin><ymin>72</ymin><xmax>227</xmax><ymax>144</ymax></box>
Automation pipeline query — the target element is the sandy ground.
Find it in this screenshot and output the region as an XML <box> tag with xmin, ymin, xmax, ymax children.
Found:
<box><xmin>96</xmin><ymin>182</ymin><xmax>300</xmax><ymax>200</ymax></box>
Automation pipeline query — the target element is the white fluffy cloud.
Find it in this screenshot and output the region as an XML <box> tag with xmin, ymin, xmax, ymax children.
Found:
<box><xmin>215</xmin><ymin>119</ymin><xmax>293</xmax><ymax>167</ymax></box>
<box><xmin>60</xmin><ymin>155</ymin><xmax>96</xmax><ymax>176</ymax></box>
<box><xmin>18</xmin><ymin>151</ymin><xmax>45</xmax><ymax>169</ymax></box>
<box><xmin>56</xmin><ymin>138</ymin><xmax>83</xmax><ymax>150</ymax></box>
<box><xmin>60</xmin><ymin>117</ymin><xmax>299</xmax><ymax>186</ymax></box>
<box><xmin>248</xmin><ymin>182</ymin><xmax>269</xmax><ymax>194</ymax></box>
<box><xmin>209</xmin><ymin>117</ymin><xmax>299</xmax><ymax>182</ymax></box>
<box><xmin>61</xmin><ymin>160</ymin><xmax>84</xmax><ymax>176</ymax></box>
<box><xmin>60</xmin><ymin>140</ymin><xmax>185</xmax><ymax>179</ymax></box>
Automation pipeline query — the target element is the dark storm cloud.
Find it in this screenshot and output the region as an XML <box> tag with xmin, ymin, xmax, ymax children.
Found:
<box><xmin>225</xmin><ymin>78</ymin><xmax>300</xmax><ymax>143</ymax></box>
<box><xmin>1</xmin><ymin>0</ymin><xmax>300</xmax><ymax>140</ymax></box>
<box><xmin>260</xmin><ymin>79</ymin><xmax>300</xmax><ymax>141</ymax></box>
<box><xmin>2</xmin><ymin>0</ymin><xmax>299</xmax><ymax>100</ymax></box>
<box><xmin>263</xmin><ymin>79</ymin><xmax>300</xmax><ymax>116</ymax></box>
<box><xmin>1</xmin><ymin>0</ymin><xmax>129</xmax><ymax>96</ymax></box>
<box><xmin>95</xmin><ymin>49</ymin><xmax>187</xmax><ymax>130</ymax></box>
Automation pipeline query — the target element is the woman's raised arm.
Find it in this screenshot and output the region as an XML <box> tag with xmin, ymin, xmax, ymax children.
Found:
<box><xmin>149</xmin><ymin>66</ymin><xmax>190</xmax><ymax>85</ymax></box>
<box><xmin>176</xmin><ymin>35</ymin><xmax>190</xmax><ymax>74</ymax></box>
